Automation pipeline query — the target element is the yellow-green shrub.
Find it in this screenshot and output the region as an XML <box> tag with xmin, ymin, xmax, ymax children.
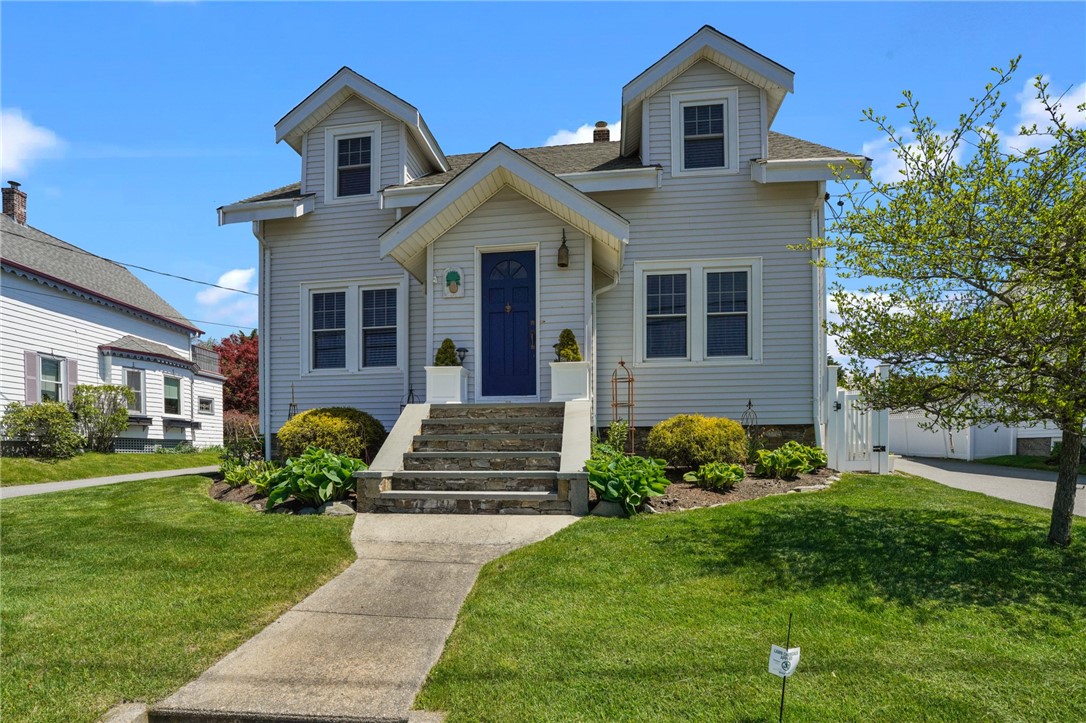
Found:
<box><xmin>646</xmin><ymin>414</ymin><xmax>747</xmax><ymax>469</ymax></box>
<box><xmin>276</xmin><ymin>407</ymin><xmax>386</xmax><ymax>463</ymax></box>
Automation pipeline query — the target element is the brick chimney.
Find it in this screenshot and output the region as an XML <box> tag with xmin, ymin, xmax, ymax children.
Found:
<box><xmin>593</xmin><ymin>121</ymin><xmax>610</xmax><ymax>143</ymax></box>
<box><xmin>3</xmin><ymin>181</ymin><xmax>27</xmax><ymax>225</ymax></box>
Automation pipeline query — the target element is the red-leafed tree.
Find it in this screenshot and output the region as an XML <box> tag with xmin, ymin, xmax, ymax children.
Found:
<box><xmin>213</xmin><ymin>330</ymin><xmax>259</xmax><ymax>415</ymax></box>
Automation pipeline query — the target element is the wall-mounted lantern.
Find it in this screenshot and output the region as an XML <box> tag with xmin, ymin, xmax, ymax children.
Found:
<box><xmin>557</xmin><ymin>228</ymin><xmax>570</xmax><ymax>268</ymax></box>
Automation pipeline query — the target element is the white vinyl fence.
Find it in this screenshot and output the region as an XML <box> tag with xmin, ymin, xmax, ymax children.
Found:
<box><xmin>824</xmin><ymin>364</ymin><xmax>891</xmax><ymax>473</ymax></box>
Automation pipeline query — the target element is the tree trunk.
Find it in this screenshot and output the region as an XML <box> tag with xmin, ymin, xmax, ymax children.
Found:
<box><xmin>1047</xmin><ymin>427</ymin><xmax>1083</xmax><ymax>547</ymax></box>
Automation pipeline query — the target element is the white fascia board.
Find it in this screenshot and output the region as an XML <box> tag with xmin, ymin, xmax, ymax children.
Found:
<box><xmin>274</xmin><ymin>68</ymin><xmax>448</xmax><ymax>171</ymax></box>
<box><xmin>217</xmin><ymin>195</ymin><xmax>314</xmax><ymax>225</ymax></box>
<box><xmin>379</xmin><ymin>145</ymin><xmax>630</xmax><ymax>262</ymax></box>
<box><xmin>750</xmin><ymin>158</ymin><xmax>871</xmax><ymax>184</ymax></box>
<box><xmin>381</xmin><ymin>166</ymin><xmax>660</xmax><ymax>210</ymax></box>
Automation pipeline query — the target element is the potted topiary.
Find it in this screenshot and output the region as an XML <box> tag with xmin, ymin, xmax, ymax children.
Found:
<box><xmin>549</xmin><ymin>328</ymin><xmax>590</xmax><ymax>402</ymax></box>
<box><xmin>425</xmin><ymin>338</ymin><xmax>469</xmax><ymax>403</ymax></box>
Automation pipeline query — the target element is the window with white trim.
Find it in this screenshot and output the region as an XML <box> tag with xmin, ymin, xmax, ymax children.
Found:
<box><xmin>198</xmin><ymin>397</ymin><xmax>214</xmax><ymax>414</ymax></box>
<box><xmin>163</xmin><ymin>377</ymin><xmax>181</xmax><ymax>415</ymax></box>
<box><xmin>125</xmin><ymin>368</ymin><xmax>144</xmax><ymax>413</ymax></box>
<box><xmin>40</xmin><ymin>356</ymin><xmax>63</xmax><ymax>402</ymax></box>
<box><xmin>324</xmin><ymin>122</ymin><xmax>381</xmax><ymax>203</ymax></box>
<box><xmin>671</xmin><ymin>88</ymin><xmax>740</xmax><ymax>174</ymax></box>
<box><xmin>301</xmin><ymin>277</ymin><xmax>407</xmax><ymax>374</ymax></box>
<box><xmin>636</xmin><ymin>258</ymin><xmax>761</xmax><ymax>364</ymax></box>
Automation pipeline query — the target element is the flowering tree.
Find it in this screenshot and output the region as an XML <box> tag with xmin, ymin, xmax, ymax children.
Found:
<box><xmin>813</xmin><ymin>58</ymin><xmax>1085</xmax><ymax>546</ymax></box>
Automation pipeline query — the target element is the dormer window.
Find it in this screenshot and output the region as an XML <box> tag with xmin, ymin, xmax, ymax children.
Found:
<box><xmin>337</xmin><ymin>137</ymin><xmax>371</xmax><ymax>196</ymax></box>
<box><xmin>671</xmin><ymin>88</ymin><xmax>739</xmax><ymax>175</ymax></box>
<box><xmin>324</xmin><ymin>121</ymin><xmax>381</xmax><ymax>203</ymax></box>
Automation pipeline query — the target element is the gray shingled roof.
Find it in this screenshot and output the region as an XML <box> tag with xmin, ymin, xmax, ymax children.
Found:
<box><xmin>0</xmin><ymin>214</ymin><xmax>198</xmax><ymax>331</ymax></box>
<box><xmin>101</xmin><ymin>335</ymin><xmax>192</xmax><ymax>365</ymax></box>
<box><xmin>232</xmin><ymin>131</ymin><xmax>862</xmax><ymax>204</ymax></box>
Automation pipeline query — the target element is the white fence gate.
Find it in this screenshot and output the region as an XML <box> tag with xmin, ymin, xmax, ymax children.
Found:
<box><xmin>825</xmin><ymin>365</ymin><xmax>891</xmax><ymax>473</ymax></box>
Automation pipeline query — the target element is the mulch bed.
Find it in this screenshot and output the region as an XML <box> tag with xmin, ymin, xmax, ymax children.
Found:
<box><xmin>648</xmin><ymin>466</ymin><xmax>837</xmax><ymax>513</ymax></box>
<box><xmin>207</xmin><ymin>480</ymin><xmax>357</xmax><ymax>514</ymax></box>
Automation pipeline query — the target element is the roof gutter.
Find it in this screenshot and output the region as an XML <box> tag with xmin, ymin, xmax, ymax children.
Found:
<box><xmin>218</xmin><ymin>195</ymin><xmax>315</xmax><ymax>225</ymax></box>
<box><xmin>750</xmin><ymin>157</ymin><xmax>871</xmax><ymax>184</ymax></box>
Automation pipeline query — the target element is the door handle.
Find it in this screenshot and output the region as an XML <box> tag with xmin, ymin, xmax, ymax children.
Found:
<box><xmin>529</xmin><ymin>320</ymin><xmax>535</xmax><ymax>351</ymax></box>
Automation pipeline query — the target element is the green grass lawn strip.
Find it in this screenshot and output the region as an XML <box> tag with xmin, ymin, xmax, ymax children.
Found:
<box><xmin>975</xmin><ymin>454</ymin><xmax>1086</xmax><ymax>475</ymax></box>
<box><xmin>417</xmin><ymin>474</ymin><xmax>1086</xmax><ymax>722</ymax></box>
<box><xmin>0</xmin><ymin>475</ymin><xmax>355</xmax><ymax>722</ymax></box>
<box><xmin>0</xmin><ymin>450</ymin><xmax>222</xmax><ymax>486</ymax></box>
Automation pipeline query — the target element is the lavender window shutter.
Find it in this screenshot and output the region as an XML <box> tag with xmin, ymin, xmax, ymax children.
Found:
<box><xmin>66</xmin><ymin>359</ymin><xmax>79</xmax><ymax>401</ymax></box>
<box><xmin>23</xmin><ymin>351</ymin><xmax>39</xmax><ymax>403</ymax></box>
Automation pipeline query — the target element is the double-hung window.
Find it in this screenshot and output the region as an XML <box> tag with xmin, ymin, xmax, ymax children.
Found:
<box><xmin>125</xmin><ymin>369</ymin><xmax>144</xmax><ymax>412</ymax></box>
<box><xmin>40</xmin><ymin>357</ymin><xmax>63</xmax><ymax>402</ymax></box>
<box><xmin>361</xmin><ymin>289</ymin><xmax>397</xmax><ymax>367</ymax></box>
<box><xmin>324</xmin><ymin>122</ymin><xmax>381</xmax><ymax>202</ymax></box>
<box><xmin>312</xmin><ymin>291</ymin><xmax>347</xmax><ymax>369</ymax></box>
<box><xmin>164</xmin><ymin>377</ymin><xmax>181</xmax><ymax>415</ymax></box>
<box><xmin>637</xmin><ymin>259</ymin><xmax>761</xmax><ymax>364</ymax></box>
<box><xmin>645</xmin><ymin>273</ymin><xmax>688</xmax><ymax>359</ymax></box>
<box><xmin>671</xmin><ymin>88</ymin><xmax>739</xmax><ymax>175</ymax></box>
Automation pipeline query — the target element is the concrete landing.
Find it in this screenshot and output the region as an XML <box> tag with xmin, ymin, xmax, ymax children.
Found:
<box><xmin>150</xmin><ymin>513</ymin><xmax>577</xmax><ymax>723</ymax></box>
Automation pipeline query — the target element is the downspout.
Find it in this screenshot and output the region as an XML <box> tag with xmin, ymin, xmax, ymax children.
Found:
<box><xmin>590</xmin><ymin>265</ymin><xmax>621</xmax><ymax>433</ymax></box>
<box><xmin>254</xmin><ymin>221</ymin><xmax>272</xmax><ymax>460</ymax></box>
<box><xmin>811</xmin><ymin>182</ymin><xmax>827</xmax><ymax>447</ymax></box>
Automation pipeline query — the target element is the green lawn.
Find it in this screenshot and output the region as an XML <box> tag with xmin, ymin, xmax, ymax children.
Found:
<box><xmin>0</xmin><ymin>450</ymin><xmax>222</xmax><ymax>486</ymax></box>
<box><xmin>0</xmin><ymin>475</ymin><xmax>355</xmax><ymax>722</ymax></box>
<box><xmin>418</xmin><ymin>474</ymin><xmax>1086</xmax><ymax>722</ymax></box>
<box><xmin>976</xmin><ymin>454</ymin><xmax>1086</xmax><ymax>475</ymax></box>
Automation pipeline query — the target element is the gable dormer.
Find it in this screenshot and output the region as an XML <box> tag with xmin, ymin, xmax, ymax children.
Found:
<box><xmin>274</xmin><ymin>67</ymin><xmax>448</xmax><ymax>205</ymax></box>
<box><xmin>619</xmin><ymin>26</ymin><xmax>794</xmax><ymax>171</ymax></box>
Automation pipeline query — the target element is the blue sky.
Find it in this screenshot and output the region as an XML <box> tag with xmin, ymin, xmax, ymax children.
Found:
<box><xmin>3</xmin><ymin>2</ymin><xmax>1084</xmax><ymax>340</ymax></box>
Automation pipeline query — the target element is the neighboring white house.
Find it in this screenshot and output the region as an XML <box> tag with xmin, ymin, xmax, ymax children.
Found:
<box><xmin>0</xmin><ymin>183</ymin><xmax>224</xmax><ymax>450</ymax></box>
<box><xmin>218</xmin><ymin>26</ymin><xmax>868</xmax><ymax>447</ymax></box>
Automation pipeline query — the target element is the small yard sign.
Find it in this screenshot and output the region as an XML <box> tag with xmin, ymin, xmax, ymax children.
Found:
<box><xmin>769</xmin><ymin>645</ymin><xmax>800</xmax><ymax>677</ymax></box>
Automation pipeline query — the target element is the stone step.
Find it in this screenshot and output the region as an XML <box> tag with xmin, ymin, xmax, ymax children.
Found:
<box><xmin>413</xmin><ymin>433</ymin><xmax>563</xmax><ymax>453</ymax></box>
<box><xmin>402</xmin><ymin>451</ymin><xmax>561</xmax><ymax>472</ymax></box>
<box><xmin>421</xmin><ymin>417</ymin><xmax>564</xmax><ymax>436</ymax></box>
<box><xmin>390</xmin><ymin>470</ymin><xmax>557</xmax><ymax>492</ymax></box>
<box><xmin>374</xmin><ymin>489</ymin><xmax>570</xmax><ymax>515</ymax></box>
<box><xmin>427</xmin><ymin>402</ymin><xmax>565</xmax><ymax>419</ymax></box>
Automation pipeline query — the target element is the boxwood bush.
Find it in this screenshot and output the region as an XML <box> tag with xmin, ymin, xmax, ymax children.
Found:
<box><xmin>277</xmin><ymin>407</ymin><xmax>386</xmax><ymax>463</ymax></box>
<box><xmin>646</xmin><ymin>414</ymin><xmax>747</xmax><ymax>469</ymax></box>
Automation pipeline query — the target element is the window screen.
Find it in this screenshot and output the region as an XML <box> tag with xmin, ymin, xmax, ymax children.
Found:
<box><xmin>125</xmin><ymin>369</ymin><xmax>142</xmax><ymax>412</ymax></box>
<box><xmin>362</xmin><ymin>288</ymin><xmax>397</xmax><ymax>367</ymax></box>
<box><xmin>337</xmin><ymin>136</ymin><xmax>372</xmax><ymax>196</ymax></box>
<box><xmin>646</xmin><ymin>273</ymin><xmax>687</xmax><ymax>358</ymax></box>
<box><xmin>683</xmin><ymin>103</ymin><xmax>725</xmax><ymax>169</ymax></box>
<box><xmin>312</xmin><ymin>291</ymin><xmax>346</xmax><ymax>369</ymax></box>
<box><xmin>164</xmin><ymin>377</ymin><xmax>181</xmax><ymax>415</ymax></box>
<box><xmin>706</xmin><ymin>271</ymin><xmax>748</xmax><ymax>357</ymax></box>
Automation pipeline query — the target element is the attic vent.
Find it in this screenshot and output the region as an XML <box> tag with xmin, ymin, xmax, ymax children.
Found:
<box><xmin>593</xmin><ymin>121</ymin><xmax>609</xmax><ymax>143</ymax></box>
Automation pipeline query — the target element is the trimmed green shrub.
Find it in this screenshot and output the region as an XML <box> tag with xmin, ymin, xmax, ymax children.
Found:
<box><xmin>683</xmin><ymin>461</ymin><xmax>746</xmax><ymax>490</ymax></box>
<box><xmin>554</xmin><ymin>329</ymin><xmax>582</xmax><ymax>362</ymax></box>
<box><xmin>1</xmin><ymin>401</ymin><xmax>84</xmax><ymax>459</ymax></box>
<box><xmin>753</xmin><ymin>441</ymin><xmax>827</xmax><ymax>480</ymax></box>
<box><xmin>586</xmin><ymin>453</ymin><xmax>669</xmax><ymax>516</ymax></box>
<box><xmin>434</xmin><ymin>338</ymin><xmax>461</xmax><ymax>366</ymax></box>
<box><xmin>277</xmin><ymin>407</ymin><xmax>387</xmax><ymax>463</ymax></box>
<box><xmin>72</xmin><ymin>384</ymin><xmax>134</xmax><ymax>453</ymax></box>
<box><xmin>267</xmin><ymin>447</ymin><xmax>367</xmax><ymax>508</ymax></box>
<box><xmin>646</xmin><ymin>414</ymin><xmax>747</xmax><ymax>469</ymax></box>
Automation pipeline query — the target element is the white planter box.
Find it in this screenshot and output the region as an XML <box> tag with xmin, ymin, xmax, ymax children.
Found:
<box><xmin>549</xmin><ymin>361</ymin><xmax>590</xmax><ymax>402</ymax></box>
<box><xmin>425</xmin><ymin>366</ymin><xmax>468</xmax><ymax>404</ymax></box>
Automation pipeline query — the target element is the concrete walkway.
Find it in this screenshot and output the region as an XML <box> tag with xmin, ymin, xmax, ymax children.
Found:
<box><xmin>151</xmin><ymin>513</ymin><xmax>578</xmax><ymax>723</ymax></box>
<box><xmin>0</xmin><ymin>466</ymin><xmax>219</xmax><ymax>500</ymax></box>
<box><xmin>897</xmin><ymin>457</ymin><xmax>1086</xmax><ymax>517</ymax></box>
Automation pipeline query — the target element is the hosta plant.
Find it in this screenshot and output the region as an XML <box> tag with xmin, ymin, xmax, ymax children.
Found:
<box><xmin>683</xmin><ymin>461</ymin><xmax>745</xmax><ymax>490</ymax></box>
<box><xmin>266</xmin><ymin>447</ymin><xmax>367</xmax><ymax>509</ymax></box>
<box><xmin>586</xmin><ymin>453</ymin><xmax>669</xmax><ymax>516</ymax></box>
<box><xmin>753</xmin><ymin>441</ymin><xmax>827</xmax><ymax>480</ymax></box>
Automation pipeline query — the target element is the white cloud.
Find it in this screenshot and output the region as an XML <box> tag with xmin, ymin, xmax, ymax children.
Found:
<box><xmin>1002</xmin><ymin>76</ymin><xmax>1086</xmax><ymax>153</ymax></box>
<box><xmin>544</xmin><ymin>120</ymin><xmax>620</xmax><ymax>146</ymax></box>
<box><xmin>196</xmin><ymin>268</ymin><xmax>258</xmax><ymax>327</ymax></box>
<box><xmin>0</xmin><ymin>109</ymin><xmax>64</xmax><ymax>176</ymax></box>
<box><xmin>862</xmin><ymin>133</ymin><xmax>964</xmax><ymax>185</ymax></box>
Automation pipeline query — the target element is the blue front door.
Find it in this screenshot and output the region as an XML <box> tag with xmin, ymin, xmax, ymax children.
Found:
<box><xmin>481</xmin><ymin>251</ymin><xmax>536</xmax><ymax>397</ymax></box>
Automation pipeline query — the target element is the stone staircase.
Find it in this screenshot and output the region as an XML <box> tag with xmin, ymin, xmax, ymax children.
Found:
<box><xmin>357</xmin><ymin>402</ymin><xmax>589</xmax><ymax>515</ymax></box>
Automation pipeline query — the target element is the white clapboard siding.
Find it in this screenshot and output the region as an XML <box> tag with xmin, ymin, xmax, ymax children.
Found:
<box><xmin>404</xmin><ymin>133</ymin><xmax>432</xmax><ymax>183</ymax></box>
<box><xmin>593</xmin><ymin>60</ymin><xmax>817</xmax><ymax>426</ymax></box>
<box><xmin>430</xmin><ymin>187</ymin><xmax>587</xmax><ymax>402</ymax></box>
<box><xmin>193</xmin><ymin>375</ymin><xmax>224</xmax><ymax>447</ymax></box>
